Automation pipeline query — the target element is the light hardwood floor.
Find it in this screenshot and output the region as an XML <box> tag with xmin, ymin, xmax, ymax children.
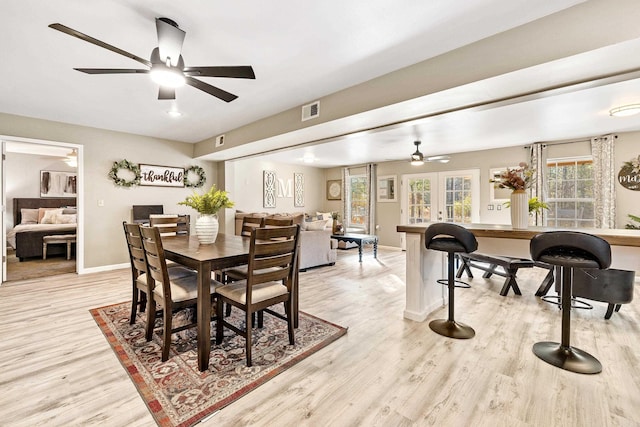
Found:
<box><xmin>1</xmin><ymin>247</ymin><xmax>639</xmax><ymax>426</ymax></box>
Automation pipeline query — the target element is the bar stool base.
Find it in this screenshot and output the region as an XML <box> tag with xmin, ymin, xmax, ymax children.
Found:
<box><xmin>533</xmin><ymin>341</ymin><xmax>601</xmax><ymax>374</ymax></box>
<box><xmin>429</xmin><ymin>319</ymin><xmax>475</xmax><ymax>339</ymax></box>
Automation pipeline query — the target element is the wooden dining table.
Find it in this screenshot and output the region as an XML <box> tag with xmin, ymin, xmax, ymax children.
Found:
<box><xmin>162</xmin><ymin>233</ymin><xmax>300</xmax><ymax>371</ymax></box>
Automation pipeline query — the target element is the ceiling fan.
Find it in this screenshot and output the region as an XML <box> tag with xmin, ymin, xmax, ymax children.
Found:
<box><xmin>410</xmin><ymin>140</ymin><xmax>451</xmax><ymax>165</ymax></box>
<box><xmin>49</xmin><ymin>18</ymin><xmax>255</xmax><ymax>102</ymax></box>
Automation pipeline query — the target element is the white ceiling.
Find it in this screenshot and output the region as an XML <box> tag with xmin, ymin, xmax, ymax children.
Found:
<box><xmin>4</xmin><ymin>0</ymin><xmax>640</xmax><ymax>167</ymax></box>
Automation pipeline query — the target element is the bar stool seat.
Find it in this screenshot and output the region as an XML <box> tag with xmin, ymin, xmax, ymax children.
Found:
<box><xmin>530</xmin><ymin>231</ymin><xmax>611</xmax><ymax>374</ymax></box>
<box><xmin>43</xmin><ymin>234</ymin><xmax>76</xmax><ymax>260</ymax></box>
<box><xmin>424</xmin><ymin>223</ymin><xmax>478</xmax><ymax>339</ymax></box>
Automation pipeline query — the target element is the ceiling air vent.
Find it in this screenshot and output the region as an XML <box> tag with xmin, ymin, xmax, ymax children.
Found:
<box><xmin>301</xmin><ymin>101</ymin><xmax>320</xmax><ymax>121</ymax></box>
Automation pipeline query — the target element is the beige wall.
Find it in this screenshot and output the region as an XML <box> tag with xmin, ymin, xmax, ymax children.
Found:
<box><xmin>225</xmin><ymin>156</ymin><xmax>326</xmax><ymax>219</ymax></box>
<box><xmin>1</xmin><ymin>113</ymin><xmax>218</xmax><ymax>270</ymax></box>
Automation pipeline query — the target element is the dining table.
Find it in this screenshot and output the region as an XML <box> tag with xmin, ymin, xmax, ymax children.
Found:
<box><xmin>162</xmin><ymin>233</ymin><xmax>300</xmax><ymax>371</ymax></box>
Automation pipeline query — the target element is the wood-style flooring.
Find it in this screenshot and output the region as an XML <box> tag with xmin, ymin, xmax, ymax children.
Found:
<box><xmin>0</xmin><ymin>247</ymin><xmax>638</xmax><ymax>426</ymax></box>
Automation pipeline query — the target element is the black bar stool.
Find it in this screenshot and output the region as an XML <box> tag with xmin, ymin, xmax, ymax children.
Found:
<box><xmin>424</xmin><ymin>223</ymin><xmax>478</xmax><ymax>339</ymax></box>
<box><xmin>530</xmin><ymin>231</ymin><xmax>611</xmax><ymax>374</ymax></box>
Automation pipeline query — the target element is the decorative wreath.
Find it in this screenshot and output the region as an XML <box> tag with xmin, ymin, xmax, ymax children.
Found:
<box><xmin>183</xmin><ymin>165</ymin><xmax>206</xmax><ymax>188</ymax></box>
<box><xmin>108</xmin><ymin>159</ymin><xmax>141</xmax><ymax>187</ymax></box>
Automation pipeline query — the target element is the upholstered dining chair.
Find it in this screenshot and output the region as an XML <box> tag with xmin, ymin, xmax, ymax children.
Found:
<box><xmin>139</xmin><ymin>225</ymin><xmax>221</xmax><ymax>362</ymax></box>
<box><xmin>240</xmin><ymin>216</ymin><xmax>265</xmax><ymax>237</ymax></box>
<box><xmin>216</xmin><ymin>224</ymin><xmax>300</xmax><ymax>366</ymax></box>
<box><xmin>264</xmin><ymin>217</ymin><xmax>294</xmax><ymax>227</ymax></box>
<box><xmin>149</xmin><ymin>214</ymin><xmax>180</xmax><ymax>236</ymax></box>
<box><xmin>123</xmin><ymin>222</ymin><xmax>149</xmax><ymax>325</ymax></box>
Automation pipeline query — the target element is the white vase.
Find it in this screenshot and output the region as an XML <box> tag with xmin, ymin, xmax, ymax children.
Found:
<box><xmin>510</xmin><ymin>190</ymin><xmax>529</xmax><ymax>230</ymax></box>
<box><xmin>195</xmin><ymin>214</ymin><xmax>219</xmax><ymax>244</ymax></box>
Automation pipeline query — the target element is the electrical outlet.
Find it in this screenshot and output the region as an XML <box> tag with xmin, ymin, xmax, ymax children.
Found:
<box><xmin>98</xmin><ymin>199</ymin><xmax>105</xmax><ymax>207</ymax></box>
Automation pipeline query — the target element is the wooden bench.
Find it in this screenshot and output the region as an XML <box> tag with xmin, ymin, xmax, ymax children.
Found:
<box><xmin>456</xmin><ymin>252</ymin><xmax>535</xmax><ymax>296</ymax></box>
<box><xmin>43</xmin><ymin>234</ymin><xmax>76</xmax><ymax>260</ymax></box>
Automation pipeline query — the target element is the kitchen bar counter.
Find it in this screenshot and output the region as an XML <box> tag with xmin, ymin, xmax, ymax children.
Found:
<box><xmin>396</xmin><ymin>223</ymin><xmax>640</xmax><ymax>321</ymax></box>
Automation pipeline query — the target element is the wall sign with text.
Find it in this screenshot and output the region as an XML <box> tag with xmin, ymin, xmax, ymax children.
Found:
<box><xmin>618</xmin><ymin>155</ymin><xmax>640</xmax><ymax>191</ymax></box>
<box><xmin>139</xmin><ymin>164</ymin><xmax>185</xmax><ymax>187</ymax></box>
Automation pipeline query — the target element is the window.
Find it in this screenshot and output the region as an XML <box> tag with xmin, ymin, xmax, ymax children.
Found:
<box><xmin>444</xmin><ymin>175</ymin><xmax>473</xmax><ymax>223</ymax></box>
<box><xmin>546</xmin><ymin>157</ymin><xmax>595</xmax><ymax>228</ymax></box>
<box><xmin>407</xmin><ymin>176</ymin><xmax>433</xmax><ymax>224</ymax></box>
<box><xmin>347</xmin><ymin>175</ymin><xmax>367</xmax><ymax>228</ymax></box>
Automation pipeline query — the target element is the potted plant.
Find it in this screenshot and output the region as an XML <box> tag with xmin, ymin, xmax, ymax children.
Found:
<box><xmin>179</xmin><ymin>185</ymin><xmax>234</xmax><ymax>244</ymax></box>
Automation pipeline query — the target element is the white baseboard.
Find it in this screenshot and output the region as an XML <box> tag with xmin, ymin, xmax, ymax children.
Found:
<box><xmin>79</xmin><ymin>262</ymin><xmax>129</xmax><ymax>275</ymax></box>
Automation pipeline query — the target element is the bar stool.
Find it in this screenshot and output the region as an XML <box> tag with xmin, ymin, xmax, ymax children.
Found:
<box><xmin>424</xmin><ymin>223</ymin><xmax>478</xmax><ymax>339</ymax></box>
<box><xmin>530</xmin><ymin>231</ymin><xmax>611</xmax><ymax>374</ymax></box>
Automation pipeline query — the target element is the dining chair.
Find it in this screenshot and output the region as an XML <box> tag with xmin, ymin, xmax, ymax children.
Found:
<box><xmin>139</xmin><ymin>225</ymin><xmax>221</xmax><ymax>362</ymax></box>
<box><xmin>264</xmin><ymin>217</ymin><xmax>294</xmax><ymax>227</ymax></box>
<box><xmin>123</xmin><ymin>221</ymin><xmax>149</xmax><ymax>325</ymax></box>
<box><xmin>216</xmin><ymin>224</ymin><xmax>300</xmax><ymax>366</ymax></box>
<box><xmin>240</xmin><ymin>216</ymin><xmax>265</xmax><ymax>236</ymax></box>
<box><xmin>176</xmin><ymin>214</ymin><xmax>190</xmax><ymax>236</ymax></box>
<box><xmin>149</xmin><ymin>214</ymin><xmax>179</xmax><ymax>236</ymax></box>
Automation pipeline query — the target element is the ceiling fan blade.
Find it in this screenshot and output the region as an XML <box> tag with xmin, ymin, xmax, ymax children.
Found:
<box><xmin>158</xmin><ymin>87</ymin><xmax>176</xmax><ymax>100</ymax></box>
<box><xmin>49</xmin><ymin>23</ymin><xmax>152</xmax><ymax>67</ymax></box>
<box><xmin>156</xmin><ymin>18</ymin><xmax>185</xmax><ymax>67</ymax></box>
<box><xmin>74</xmin><ymin>68</ymin><xmax>149</xmax><ymax>74</ymax></box>
<box><xmin>426</xmin><ymin>155</ymin><xmax>451</xmax><ymax>163</ymax></box>
<box><xmin>186</xmin><ymin>77</ymin><xmax>238</xmax><ymax>102</ymax></box>
<box><xmin>183</xmin><ymin>66</ymin><xmax>256</xmax><ymax>79</ymax></box>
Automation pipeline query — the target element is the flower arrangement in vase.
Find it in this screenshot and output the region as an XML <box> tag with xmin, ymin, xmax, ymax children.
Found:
<box><xmin>492</xmin><ymin>162</ymin><xmax>534</xmax><ymax>229</ymax></box>
<box><xmin>179</xmin><ymin>185</ymin><xmax>234</xmax><ymax>244</ymax></box>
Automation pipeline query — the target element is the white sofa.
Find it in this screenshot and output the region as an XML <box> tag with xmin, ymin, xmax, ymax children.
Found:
<box><xmin>234</xmin><ymin>212</ymin><xmax>337</xmax><ymax>271</ymax></box>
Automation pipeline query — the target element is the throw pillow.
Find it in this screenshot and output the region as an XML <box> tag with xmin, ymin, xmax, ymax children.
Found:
<box><xmin>54</xmin><ymin>213</ymin><xmax>77</xmax><ymax>224</ymax></box>
<box><xmin>316</xmin><ymin>212</ymin><xmax>333</xmax><ymax>221</ymax></box>
<box><xmin>303</xmin><ymin>220</ymin><xmax>328</xmax><ymax>231</ymax></box>
<box><xmin>62</xmin><ymin>208</ymin><xmax>77</xmax><ymax>214</ymax></box>
<box><xmin>38</xmin><ymin>207</ymin><xmax>61</xmax><ymax>223</ymax></box>
<box><xmin>20</xmin><ymin>208</ymin><xmax>39</xmax><ymax>225</ymax></box>
<box><xmin>41</xmin><ymin>208</ymin><xmax>64</xmax><ymax>224</ymax></box>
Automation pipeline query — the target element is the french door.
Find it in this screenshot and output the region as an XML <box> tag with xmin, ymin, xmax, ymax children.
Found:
<box><xmin>400</xmin><ymin>169</ymin><xmax>480</xmax><ymax>249</ymax></box>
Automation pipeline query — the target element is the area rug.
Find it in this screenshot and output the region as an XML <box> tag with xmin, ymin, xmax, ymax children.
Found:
<box><xmin>91</xmin><ymin>302</ymin><xmax>347</xmax><ymax>427</ymax></box>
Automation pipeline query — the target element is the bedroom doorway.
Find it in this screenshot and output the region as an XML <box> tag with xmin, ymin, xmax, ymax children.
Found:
<box><xmin>2</xmin><ymin>137</ymin><xmax>82</xmax><ymax>284</ymax></box>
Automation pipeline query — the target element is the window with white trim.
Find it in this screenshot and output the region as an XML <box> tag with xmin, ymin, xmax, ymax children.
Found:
<box><xmin>546</xmin><ymin>156</ymin><xmax>595</xmax><ymax>228</ymax></box>
<box><xmin>347</xmin><ymin>175</ymin><xmax>367</xmax><ymax>229</ymax></box>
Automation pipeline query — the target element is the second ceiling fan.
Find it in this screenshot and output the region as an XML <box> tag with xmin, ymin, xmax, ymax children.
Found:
<box><xmin>49</xmin><ymin>18</ymin><xmax>255</xmax><ymax>102</ymax></box>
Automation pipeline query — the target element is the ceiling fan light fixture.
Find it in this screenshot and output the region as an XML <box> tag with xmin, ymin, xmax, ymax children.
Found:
<box><xmin>410</xmin><ymin>140</ymin><xmax>424</xmax><ymax>166</ymax></box>
<box><xmin>609</xmin><ymin>104</ymin><xmax>640</xmax><ymax>117</ymax></box>
<box><xmin>150</xmin><ymin>65</ymin><xmax>185</xmax><ymax>88</ymax></box>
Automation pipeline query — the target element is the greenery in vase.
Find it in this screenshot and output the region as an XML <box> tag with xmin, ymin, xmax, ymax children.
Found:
<box><xmin>503</xmin><ymin>196</ymin><xmax>549</xmax><ymax>215</ymax></box>
<box><xmin>625</xmin><ymin>214</ymin><xmax>640</xmax><ymax>229</ymax></box>
<box><xmin>178</xmin><ymin>185</ymin><xmax>234</xmax><ymax>215</ymax></box>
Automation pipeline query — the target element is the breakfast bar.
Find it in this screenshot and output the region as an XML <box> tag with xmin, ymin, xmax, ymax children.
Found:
<box><xmin>396</xmin><ymin>223</ymin><xmax>640</xmax><ymax>322</ymax></box>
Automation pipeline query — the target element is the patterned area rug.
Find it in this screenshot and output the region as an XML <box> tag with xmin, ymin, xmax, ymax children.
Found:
<box><xmin>91</xmin><ymin>302</ymin><xmax>347</xmax><ymax>427</ymax></box>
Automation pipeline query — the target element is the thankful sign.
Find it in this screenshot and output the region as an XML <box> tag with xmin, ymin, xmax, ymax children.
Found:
<box><xmin>139</xmin><ymin>164</ymin><xmax>184</xmax><ymax>187</ymax></box>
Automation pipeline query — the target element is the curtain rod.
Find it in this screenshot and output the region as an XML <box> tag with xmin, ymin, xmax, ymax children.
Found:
<box><xmin>524</xmin><ymin>134</ymin><xmax>618</xmax><ymax>149</ymax></box>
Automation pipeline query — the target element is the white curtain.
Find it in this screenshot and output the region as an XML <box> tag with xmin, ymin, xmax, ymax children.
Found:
<box><xmin>591</xmin><ymin>135</ymin><xmax>616</xmax><ymax>229</ymax></box>
<box><xmin>529</xmin><ymin>143</ymin><xmax>546</xmax><ymax>226</ymax></box>
<box><xmin>341</xmin><ymin>167</ymin><xmax>349</xmax><ymax>227</ymax></box>
<box><xmin>365</xmin><ymin>164</ymin><xmax>376</xmax><ymax>234</ymax></box>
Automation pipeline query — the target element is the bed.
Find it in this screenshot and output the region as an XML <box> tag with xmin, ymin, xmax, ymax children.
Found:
<box><xmin>8</xmin><ymin>198</ymin><xmax>77</xmax><ymax>261</ymax></box>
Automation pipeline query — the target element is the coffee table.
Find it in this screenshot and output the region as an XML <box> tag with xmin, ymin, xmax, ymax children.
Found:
<box><xmin>331</xmin><ymin>233</ymin><xmax>378</xmax><ymax>262</ymax></box>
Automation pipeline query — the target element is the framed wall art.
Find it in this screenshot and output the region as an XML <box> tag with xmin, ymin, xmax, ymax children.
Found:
<box><xmin>377</xmin><ymin>175</ymin><xmax>397</xmax><ymax>202</ymax></box>
<box><xmin>294</xmin><ymin>172</ymin><xmax>304</xmax><ymax>207</ymax></box>
<box><xmin>263</xmin><ymin>170</ymin><xmax>277</xmax><ymax>208</ymax></box>
<box><xmin>40</xmin><ymin>170</ymin><xmax>77</xmax><ymax>197</ymax></box>
<box><xmin>326</xmin><ymin>179</ymin><xmax>342</xmax><ymax>200</ymax></box>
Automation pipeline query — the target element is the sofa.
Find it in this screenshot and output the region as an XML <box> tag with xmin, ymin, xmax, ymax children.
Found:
<box><xmin>234</xmin><ymin>211</ymin><xmax>337</xmax><ymax>271</ymax></box>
